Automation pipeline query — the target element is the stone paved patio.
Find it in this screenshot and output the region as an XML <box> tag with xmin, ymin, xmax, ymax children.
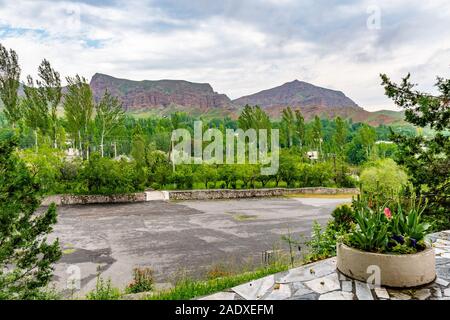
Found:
<box><xmin>200</xmin><ymin>231</ymin><xmax>450</xmax><ymax>300</ymax></box>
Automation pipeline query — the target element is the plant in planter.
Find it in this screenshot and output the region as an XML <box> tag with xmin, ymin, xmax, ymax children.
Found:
<box><xmin>346</xmin><ymin>195</ymin><xmax>430</xmax><ymax>254</ymax></box>
<box><xmin>337</xmin><ymin>193</ymin><xmax>436</xmax><ymax>288</ymax></box>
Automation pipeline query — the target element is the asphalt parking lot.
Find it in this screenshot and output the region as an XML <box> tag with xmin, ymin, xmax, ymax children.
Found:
<box><xmin>49</xmin><ymin>197</ymin><xmax>350</xmax><ymax>295</ymax></box>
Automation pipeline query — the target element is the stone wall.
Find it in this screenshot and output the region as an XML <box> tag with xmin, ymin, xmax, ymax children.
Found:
<box><xmin>167</xmin><ymin>187</ymin><xmax>358</xmax><ymax>201</ymax></box>
<box><xmin>41</xmin><ymin>193</ymin><xmax>146</xmax><ymax>206</ymax></box>
<box><xmin>41</xmin><ymin>187</ymin><xmax>358</xmax><ymax>205</ymax></box>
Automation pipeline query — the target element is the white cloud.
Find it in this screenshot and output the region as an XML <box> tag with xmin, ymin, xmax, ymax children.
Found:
<box><xmin>1</xmin><ymin>0</ymin><xmax>450</xmax><ymax>111</ymax></box>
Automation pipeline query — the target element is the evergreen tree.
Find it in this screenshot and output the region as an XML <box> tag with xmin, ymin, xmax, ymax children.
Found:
<box><xmin>381</xmin><ymin>73</ymin><xmax>450</xmax><ymax>229</ymax></box>
<box><xmin>0</xmin><ymin>132</ymin><xmax>61</xmax><ymax>299</ymax></box>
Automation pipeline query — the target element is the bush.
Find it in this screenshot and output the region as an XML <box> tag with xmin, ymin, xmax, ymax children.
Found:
<box><xmin>331</xmin><ymin>204</ymin><xmax>355</xmax><ymax>227</ymax></box>
<box><xmin>125</xmin><ymin>267</ymin><xmax>154</xmax><ymax>294</ymax></box>
<box><xmin>303</xmin><ymin>221</ymin><xmax>349</xmax><ymax>263</ymax></box>
<box><xmin>86</xmin><ymin>276</ymin><xmax>121</xmax><ymax>300</ymax></box>
<box><xmin>360</xmin><ymin>158</ymin><xmax>408</xmax><ymax>194</ymax></box>
<box><xmin>19</xmin><ymin>147</ymin><xmax>64</xmax><ymax>194</ymax></box>
<box><xmin>79</xmin><ymin>154</ymin><xmax>141</xmax><ymax>195</ymax></box>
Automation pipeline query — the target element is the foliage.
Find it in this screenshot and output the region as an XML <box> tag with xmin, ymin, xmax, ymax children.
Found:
<box><xmin>0</xmin><ymin>43</ymin><xmax>21</xmax><ymax>127</ymax></box>
<box><xmin>303</xmin><ymin>220</ymin><xmax>350</xmax><ymax>263</ymax></box>
<box><xmin>125</xmin><ymin>267</ymin><xmax>154</xmax><ymax>294</ymax></box>
<box><xmin>346</xmin><ymin>192</ymin><xmax>430</xmax><ymax>253</ymax></box>
<box><xmin>381</xmin><ymin>73</ymin><xmax>450</xmax><ymax>230</ymax></box>
<box><xmin>19</xmin><ymin>147</ymin><xmax>65</xmax><ymax>194</ymax></box>
<box><xmin>0</xmin><ymin>133</ymin><xmax>61</xmax><ymax>300</ymax></box>
<box><xmin>346</xmin><ymin>124</ymin><xmax>377</xmax><ymax>164</ymax></box>
<box><xmin>331</xmin><ymin>204</ymin><xmax>355</xmax><ymax>226</ymax></box>
<box><xmin>348</xmin><ymin>203</ymin><xmax>390</xmax><ymax>252</ymax></box>
<box><xmin>80</xmin><ymin>154</ymin><xmax>140</xmax><ymax>195</ymax></box>
<box><xmin>238</xmin><ymin>104</ymin><xmax>271</xmax><ymax>131</ymax></box>
<box><xmin>360</xmin><ymin>158</ymin><xmax>409</xmax><ymax>194</ymax></box>
<box><xmin>148</xmin><ymin>263</ymin><xmax>289</xmax><ymax>300</ymax></box>
<box><xmin>86</xmin><ymin>275</ymin><xmax>121</xmax><ymax>300</ymax></box>
<box><xmin>94</xmin><ymin>90</ymin><xmax>125</xmax><ymax>157</ymax></box>
<box><xmin>63</xmin><ymin>75</ymin><xmax>95</xmax><ymax>159</ymax></box>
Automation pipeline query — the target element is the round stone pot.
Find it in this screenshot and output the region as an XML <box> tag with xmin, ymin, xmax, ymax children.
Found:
<box><xmin>336</xmin><ymin>243</ymin><xmax>436</xmax><ymax>288</ymax></box>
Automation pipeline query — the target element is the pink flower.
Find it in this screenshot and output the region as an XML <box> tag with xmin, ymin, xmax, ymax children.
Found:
<box><xmin>384</xmin><ymin>207</ymin><xmax>392</xmax><ymax>219</ymax></box>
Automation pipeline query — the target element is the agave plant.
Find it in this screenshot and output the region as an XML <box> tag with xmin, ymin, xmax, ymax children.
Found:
<box><xmin>390</xmin><ymin>197</ymin><xmax>430</xmax><ymax>243</ymax></box>
<box><xmin>347</xmin><ymin>192</ymin><xmax>431</xmax><ymax>254</ymax></box>
<box><xmin>349</xmin><ymin>206</ymin><xmax>390</xmax><ymax>252</ymax></box>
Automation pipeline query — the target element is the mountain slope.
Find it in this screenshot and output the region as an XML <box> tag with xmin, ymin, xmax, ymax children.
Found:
<box><xmin>90</xmin><ymin>73</ymin><xmax>235</xmax><ymax>114</ymax></box>
<box><xmin>233</xmin><ymin>80</ymin><xmax>360</xmax><ymax>109</ymax></box>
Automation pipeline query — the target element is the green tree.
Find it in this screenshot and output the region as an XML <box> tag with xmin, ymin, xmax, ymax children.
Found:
<box><xmin>63</xmin><ymin>75</ymin><xmax>95</xmax><ymax>159</ymax></box>
<box><xmin>95</xmin><ymin>90</ymin><xmax>125</xmax><ymax>157</ymax></box>
<box><xmin>194</xmin><ymin>165</ymin><xmax>218</xmax><ymax>188</ymax></box>
<box><xmin>381</xmin><ymin>73</ymin><xmax>450</xmax><ymax>229</ymax></box>
<box><xmin>0</xmin><ymin>44</ymin><xmax>21</xmax><ymax>127</ymax></box>
<box><xmin>347</xmin><ymin>124</ymin><xmax>376</xmax><ymax>164</ymax></box>
<box><xmin>312</xmin><ymin>116</ymin><xmax>323</xmax><ymax>153</ymax></box>
<box><xmin>37</xmin><ymin>59</ymin><xmax>62</xmax><ymax>149</ymax></box>
<box><xmin>295</xmin><ymin>110</ymin><xmax>305</xmax><ymax>148</ymax></box>
<box><xmin>281</xmin><ymin>107</ymin><xmax>295</xmax><ymax>147</ymax></box>
<box><xmin>360</xmin><ymin>158</ymin><xmax>408</xmax><ymax>195</ymax></box>
<box><xmin>238</xmin><ymin>105</ymin><xmax>271</xmax><ymax>131</ymax></box>
<box><xmin>23</xmin><ymin>76</ymin><xmax>49</xmax><ymax>152</ymax></box>
<box><xmin>278</xmin><ymin>151</ymin><xmax>298</xmax><ymax>187</ymax></box>
<box><xmin>0</xmin><ymin>133</ymin><xmax>61</xmax><ymax>299</ymax></box>
<box><xmin>333</xmin><ymin>116</ymin><xmax>347</xmax><ymax>158</ymax></box>
<box><xmin>131</xmin><ymin>123</ymin><xmax>148</xmax><ymax>188</ymax></box>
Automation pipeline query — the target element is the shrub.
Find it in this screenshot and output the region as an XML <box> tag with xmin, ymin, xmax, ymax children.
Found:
<box><xmin>303</xmin><ymin>221</ymin><xmax>349</xmax><ymax>263</ymax></box>
<box><xmin>125</xmin><ymin>267</ymin><xmax>154</xmax><ymax>294</ymax></box>
<box><xmin>331</xmin><ymin>204</ymin><xmax>355</xmax><ymax>228</ymax></box>
<box><xmin>360</xmin><ymin>158</ymin><xmax>408</xmax><ymax>194</ymax></box>
<box><xmin>86</xmin><ymin>276</ymin><xmax>121</xmax><ymax>300</ymax></box>
<box><xmin>79</xmin><ymin>154</ymin><xmax>140</xmax><ymax>195</ymax></box>
<box><xmin>19</xmin><ymin>146</ymin><xmax>64</xmax><ymax>194</ymax></box>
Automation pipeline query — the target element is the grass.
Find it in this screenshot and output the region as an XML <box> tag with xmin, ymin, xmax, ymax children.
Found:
<box><xmin>284</xmin><ymin>193</ymin><xmax>356</xmax><ymax>199</ymax></box>
<box><xmin>233</xmin><ymin>214</ymin><xmax>258</xmax><ymax>221</ymax></box>
<box><xmin>147</xmin><ymin>263</ymin><xmax>290</xmax><ymax>300</ymax></box>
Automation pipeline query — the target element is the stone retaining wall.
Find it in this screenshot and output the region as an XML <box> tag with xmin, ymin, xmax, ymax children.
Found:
<box><xmin>41</xmin><ymin>193</ymin><xmax>146</xmax><ymax>206</ymax></box>
<box><xmin>42</xmin><ymin>187</ymin><xmax>358</xmax><ymax>205</ymax></box>
<box><xmin>167</xmin><ymin>187</ymin><xmax>358</xmax><ymax>201</ymax></box>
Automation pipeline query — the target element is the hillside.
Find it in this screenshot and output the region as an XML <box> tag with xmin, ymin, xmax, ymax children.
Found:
<box><xmin>90</xmin><ymin>73</ymin><xmax>235</xmax><ymax>116</ymax></box>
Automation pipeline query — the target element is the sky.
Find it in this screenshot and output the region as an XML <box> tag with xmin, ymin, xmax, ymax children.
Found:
<box><xmin>0</xmin><ymin>0</ymin><xmax>449</xmax><ymax>111</ymax></box>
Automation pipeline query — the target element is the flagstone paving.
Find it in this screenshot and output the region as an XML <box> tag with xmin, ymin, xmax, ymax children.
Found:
<box><xmin>200</xmin><ymin>231</ymin><xmax>450</xmax><ymax>300</ymax></box>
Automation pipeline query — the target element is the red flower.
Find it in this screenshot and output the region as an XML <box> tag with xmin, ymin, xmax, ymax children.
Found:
<box><xmin>384</xmin><ymin>207</ymin><xmax>392</xmax><ymax>219</ymax></box>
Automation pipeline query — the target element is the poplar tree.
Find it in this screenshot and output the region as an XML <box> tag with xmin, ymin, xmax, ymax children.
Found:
<box><xmin>0</xmin><ymin>43</ymin><xmax>21</xmax><ymax>127</ymax></box>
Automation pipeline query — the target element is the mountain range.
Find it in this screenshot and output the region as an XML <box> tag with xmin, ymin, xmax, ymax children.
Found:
<box><xmin>90</xmin><ymin>73</ymin><xmax>403</xmax><ymax>125</ymax></box>
<box><xmin>1</xmin><ymin>73</ymin><xmax>402</xmax><ymax>125</ymax></box>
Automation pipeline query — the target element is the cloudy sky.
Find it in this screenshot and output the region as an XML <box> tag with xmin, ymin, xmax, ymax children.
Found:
<box><xmin>0</xmin><ymin>0</ymin><xmax>449</xmax><ymax>111</ymax></box>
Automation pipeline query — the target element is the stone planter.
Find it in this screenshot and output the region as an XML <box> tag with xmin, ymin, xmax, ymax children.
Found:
<box><xmin>336</xmin><ymin>243</ymin><xmax>436</xmax><ymax>288</ymax></box>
